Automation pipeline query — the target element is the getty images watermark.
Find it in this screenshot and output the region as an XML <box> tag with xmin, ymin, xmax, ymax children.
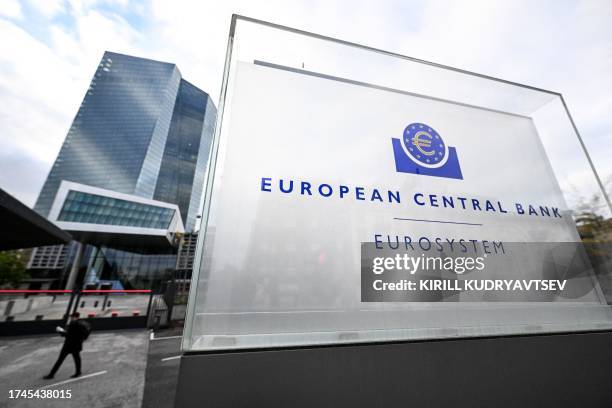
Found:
<box><xmin>360</xmin><ymin>241</ymin><xmax>597</xmax><ymax>302</ymax></box>
<box><xmin>371</xmin><ymin>253</ymin><xmax>565</xmax><ymax>292</ymax></box>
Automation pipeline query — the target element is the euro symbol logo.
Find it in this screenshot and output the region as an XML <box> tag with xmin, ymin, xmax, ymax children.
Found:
<box><xmin>392</xmin><ymin>122</ymin><xmax>463</xmax><ymax>179</ymax></box>
<box><xmin>412</xmin><ymin>131</ymin><xmax>435</xmax><ymax>156</ymax></box>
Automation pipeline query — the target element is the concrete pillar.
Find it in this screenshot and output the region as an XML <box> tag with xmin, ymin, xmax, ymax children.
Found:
<box><xmin>65</xmin><ymin>242</ymin><xmax>84</xmax><ymax>291</ymax></box>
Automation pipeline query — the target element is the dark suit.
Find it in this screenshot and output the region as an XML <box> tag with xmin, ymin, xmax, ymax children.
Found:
<box><xmin>48</xmin><ymin>320</ymin><xmax>89</xmax><ymax>376</ymax></box>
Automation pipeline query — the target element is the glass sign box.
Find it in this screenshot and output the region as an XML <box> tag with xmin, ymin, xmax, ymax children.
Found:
<box><xmin>183</xmin><ymin>15</ymin><xmax>612</xmax><ymax>351</ymax></box>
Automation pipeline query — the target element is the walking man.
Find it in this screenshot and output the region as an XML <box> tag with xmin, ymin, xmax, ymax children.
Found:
<box><xmin>44</xmin><ymin>312</ymin><xmax>91</xmax><ymax>379</ymax></box>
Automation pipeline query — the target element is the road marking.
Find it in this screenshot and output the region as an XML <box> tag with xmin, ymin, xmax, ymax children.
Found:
<box><xmin>38</xmin><ymin>370</ymin><xmax>107</xmax><ymax>390</ymax></box>
<box><xmin>161</xmin><ymin>355</ymin><xmax>181</xmax><ymax>362</ymax></box>
<box><xmin>151</xmin><ymin>334</ymin><xmax>183</xmax><ymax>341</ymax></box>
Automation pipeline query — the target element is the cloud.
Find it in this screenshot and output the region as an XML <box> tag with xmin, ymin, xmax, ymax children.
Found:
<box><xmin>0</xmin><ymin>5</ymin><xmax>143</xmax><ymax>205</ymax></box>
<box><xmin>0</xmin><ymin>19</ymin><xmax>81</xmax><ymax>162</ymax></box>
<box><xmin>25</xmin><ymin>0</ymin><xmax>66</xmax><ymax>19</ymax></box>
<box><xmin>0</xmin><ymin>0</ymin><xmax>23</xmax><ymax>19</ymax></box>
<box><xmin>0</xmin><ymin>149</ymin><xmax>49</xmax><ymax>207</ymax></box>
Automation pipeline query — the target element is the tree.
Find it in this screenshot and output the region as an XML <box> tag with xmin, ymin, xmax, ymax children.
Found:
<box><xmin>0</xmin><ymin>250</ymin><xmax>29</xmax><ymax>288</ymax></box>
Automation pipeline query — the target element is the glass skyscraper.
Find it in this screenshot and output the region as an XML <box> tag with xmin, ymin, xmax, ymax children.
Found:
<box><xmin>154</xmin><ymin>80</ymin><xmax>215</xmax><ymax>231</ymax></box>
<box><xmin>34</xmin><ymin>51</ymin><xmax>216</xmax><ymax>231</ymax></box>
<box><xmin>28</xmin><ymin>51</ymin><xmax>216</xmax><ymax>290</ymax></box>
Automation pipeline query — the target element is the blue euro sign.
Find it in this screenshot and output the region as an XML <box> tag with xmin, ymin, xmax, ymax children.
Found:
<box><xmin>392</xmin><ymin>123</ymin><xmax>463</xmax><ymax>180</ymax></box>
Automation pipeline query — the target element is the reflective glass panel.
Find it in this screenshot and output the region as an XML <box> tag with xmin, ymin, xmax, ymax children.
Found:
<box><xmin>183</xmin><ymin>16</ymin><xmax>612</xmax><ymax>351</ymax></box>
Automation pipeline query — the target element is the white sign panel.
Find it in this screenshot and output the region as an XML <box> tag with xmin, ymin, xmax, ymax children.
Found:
<box><xmin>183</xmin><ymin>55</ymin><xmax>612</xmax><ymax>351</ymax></box>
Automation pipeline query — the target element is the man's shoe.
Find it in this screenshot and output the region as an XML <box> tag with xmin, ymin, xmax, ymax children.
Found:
<box><xmin>43</xmin><ymin>375</ymin><xmax>54</xmax><ymax>380</ymax></box>
<box><xmin>70</xmin><ymin>373</ymin><xmax>81</xmax><ymax>378</ymax></box>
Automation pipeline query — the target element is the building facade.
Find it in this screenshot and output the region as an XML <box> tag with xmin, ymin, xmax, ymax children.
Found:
<box><xmin>34</xmin><ymin>51</ymin><xmax>215</xmax><ymax>231</ymax></box>
<box><xmin>28</xmin><ymin>51</ymin><xmax>215</xmax><ymax>290</ymax></box>
<box><xmin>154</xmin><ymin>80</ymin><xmax>215</xmax><ymax>231</ymax></box>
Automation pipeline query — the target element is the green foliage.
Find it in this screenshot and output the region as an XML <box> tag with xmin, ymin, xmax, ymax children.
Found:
<box><xmin>0</xmin><ymin>250</ymin><xmax>29</xmax><ymax>287</ymax></box>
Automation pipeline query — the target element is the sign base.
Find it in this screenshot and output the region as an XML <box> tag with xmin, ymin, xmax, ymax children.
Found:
<box><xmin>175</xmin><ymin>330</ymin><xmax>612</xmax><ymax>407</ymax></box>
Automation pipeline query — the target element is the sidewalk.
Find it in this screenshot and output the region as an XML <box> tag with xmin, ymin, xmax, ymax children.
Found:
<box><xmin>0</xmin><ymin>329</ymin><xmax>148</xmax><ymax>408</ymax></box>
<box><xmin>141</xmin><ymin>328</ymin><xmax>183</xmax><ymax>408</ymax></box>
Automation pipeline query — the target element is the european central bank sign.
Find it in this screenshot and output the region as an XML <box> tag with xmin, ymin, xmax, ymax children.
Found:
<box><xmin>188</xmin><ymin>56</ymin><xmax>605</xmax><ymax>351</ymax></box>
<box><xmin>259</xmin><ymin>114</ymin><xmax>562</xmax><ymax>220</ymax></box>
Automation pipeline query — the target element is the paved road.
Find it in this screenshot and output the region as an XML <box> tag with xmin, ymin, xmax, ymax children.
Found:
<box><xmin>141</xmin><ymin>329</ymin><xmax>183</xmax><ymax>408</ymax></box>
<box><xmin>0</xmin><ymin>329</ymin><xmax>148</xmax><ymax>408</ymax></box>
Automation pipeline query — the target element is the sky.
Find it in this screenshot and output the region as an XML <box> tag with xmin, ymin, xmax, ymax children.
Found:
<box><xmin>0</xmin><ymin>0</ymin><xmax>611</xmax><ymax>208</ymax></box>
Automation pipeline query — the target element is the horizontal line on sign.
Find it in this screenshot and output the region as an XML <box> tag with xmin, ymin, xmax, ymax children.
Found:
<box><xmin>393</xmin><ymin>217</ymin><xmax>483</xmax><ymax>226</ymax></box>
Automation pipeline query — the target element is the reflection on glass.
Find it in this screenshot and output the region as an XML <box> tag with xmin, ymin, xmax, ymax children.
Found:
<box><xmin>183</xmin><ymin>16</ymin><xmax>612</xmax><ymax>351</ymax></box>
<box><xmin>58</xmin><ymin>190</ymin><xmax>175</xmax><ymax>229</ymax></box>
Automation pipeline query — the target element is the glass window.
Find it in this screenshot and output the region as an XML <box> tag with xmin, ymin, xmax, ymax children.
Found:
<box><xmin>58</xmin><ymin>190</ymin><xmax>175</xmax><ymax>229</ymax></box>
